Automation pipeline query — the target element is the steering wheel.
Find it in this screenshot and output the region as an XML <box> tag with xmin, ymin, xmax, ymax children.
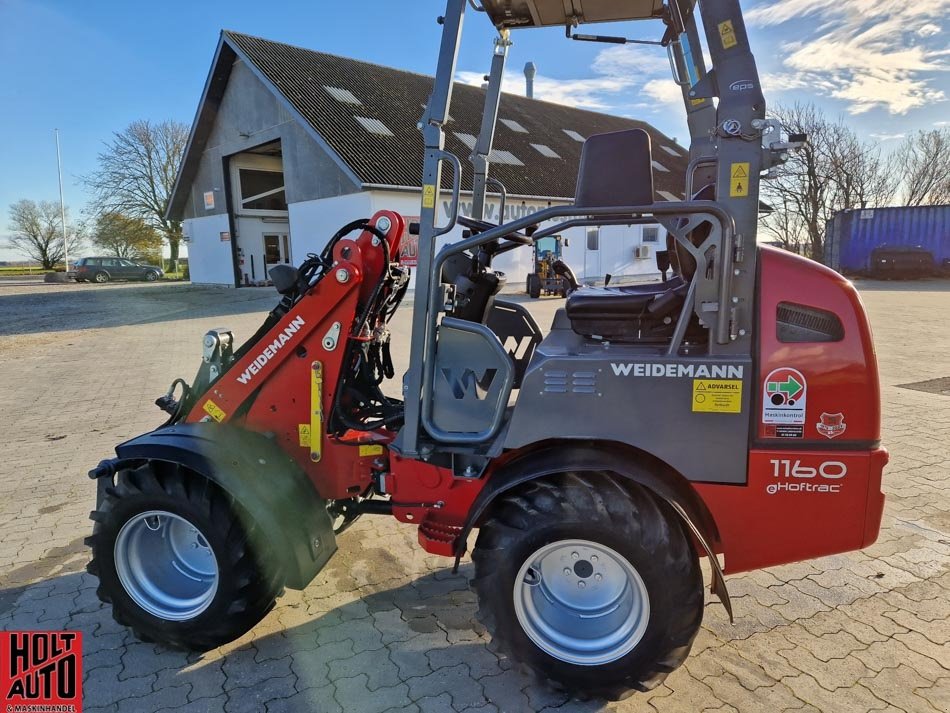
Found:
<box><xmin>457</xmin><ymin>215</ymin><xmax>533</xmax><ymax>252</ymax></box>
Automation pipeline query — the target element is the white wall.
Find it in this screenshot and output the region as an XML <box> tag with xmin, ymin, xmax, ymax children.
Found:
<box><xmin>288</xmin><ymin>192</ymin><xmax>375</xmax><ymax>257</ymax></box>
<box><xmin>369</xmin><ymin>190</ymin><xmax>663</xmax><ymax>287</ymax></box>
<box><xmin>182</xmin><ymin>213</ymin><xmax>234</xmax><ymax>286</ymax></box>
<box><xmin>188</xmin><ymin>187</ymin><xmax>666</xmax><ymax>288</ymax></box>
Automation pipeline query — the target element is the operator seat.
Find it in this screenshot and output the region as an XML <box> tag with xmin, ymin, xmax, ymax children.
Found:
<box><xmin>564</xmin><ymin>130</ymin><xmax>708</xmax><ymax>342</ymax></box>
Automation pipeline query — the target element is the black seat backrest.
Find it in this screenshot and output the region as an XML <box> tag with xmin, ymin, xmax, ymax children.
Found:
<box><xmin>575</xmin><ymin>129</ymin><xmax>654</xmax><ymax>208</ymax></box>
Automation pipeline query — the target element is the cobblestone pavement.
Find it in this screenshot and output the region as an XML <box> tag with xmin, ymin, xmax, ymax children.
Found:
<box><xmin>1</xmin><ymin>279</ymin><xmax>947</xmax><ymax>713</ymax></box>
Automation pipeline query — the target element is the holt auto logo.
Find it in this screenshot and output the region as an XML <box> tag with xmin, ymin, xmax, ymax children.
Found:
<box><xmin>817</xmin><ymin>412</ymin><xmax>847</xmax><ymax>439</ymax></box>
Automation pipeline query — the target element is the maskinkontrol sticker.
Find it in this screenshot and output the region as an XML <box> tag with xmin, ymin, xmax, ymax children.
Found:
<box><xmin>763</xmin><ymin>367</ymin><xmax>807</xmax><ymax>426</ymax></box>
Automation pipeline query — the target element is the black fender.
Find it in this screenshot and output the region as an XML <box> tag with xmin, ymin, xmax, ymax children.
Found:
<box><xmin>88</xmin><ymin>422</ymin><xmax>336</xmax><ymax>590</ymax></box>
<box><xmin>552</xmin><ymin>259</ymin><xmax>579</xmax><ymax>292</ymax></box>
<box><xmin>455</xmin><ymin>442</ymin><xmax>732</xmax><ymax>620</ymax></box>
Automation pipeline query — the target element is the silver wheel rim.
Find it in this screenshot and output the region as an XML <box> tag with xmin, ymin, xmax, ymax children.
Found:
<box><xmin>95</xmin><ymin>273</ymin><xmax>107</xmax><ymax>283</ymax></box>
<box><xmin>114</xmin><ymin>510</ymin><xmax>219</xmax><ymax>621</ymax></box>
<box><xmin>146</xmin><ymin>272</ymin><xmax>157</xmax><ymax>281</ymax></box>
<box><xmin>513</xmin><ymin>539</ymin><xmax>650</xmax><ymax>666</ymax></box>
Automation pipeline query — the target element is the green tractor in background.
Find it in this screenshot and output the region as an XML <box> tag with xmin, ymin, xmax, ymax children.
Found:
<box><xmin>526</xmin><ymin>235</ymin><xmax>579</xmax><ymax>298</ymax></box>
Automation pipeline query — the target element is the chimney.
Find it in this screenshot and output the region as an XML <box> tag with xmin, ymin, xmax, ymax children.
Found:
<box><xmin>524</xmin><ymin>62</ymin><xmax>536</xmax><ymax>99</ymax></box>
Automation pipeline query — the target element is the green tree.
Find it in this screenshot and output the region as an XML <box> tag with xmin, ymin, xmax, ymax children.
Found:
<box><xmin>6</xmin><ymin>199</ymin><xmax>83</xmax><ymax>269</ymax></box>
<box><xmin>92</xmin><ymin>213</ymin><xmax>163</xmax><ymax>262</ymax></box>
<box><xmin>83</xmin><ymin>119</ymin><xmax>188</xmax><ymax>266</ymax></box>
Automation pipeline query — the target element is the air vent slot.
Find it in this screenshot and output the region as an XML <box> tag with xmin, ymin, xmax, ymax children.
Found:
<box><xmin>776</xmin><ymin>302</ymin><xmax>844</xmax><ymax>343</ymax></box>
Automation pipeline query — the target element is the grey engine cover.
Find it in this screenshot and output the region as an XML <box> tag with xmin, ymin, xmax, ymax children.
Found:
<box><xmin>505</xmin><ymin>313</ymin><xmax>751</xmax><ymax>484</ymax></box>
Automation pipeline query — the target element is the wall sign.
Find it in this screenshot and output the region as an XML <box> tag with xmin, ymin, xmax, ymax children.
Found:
<box><xmin>203</xmin><ymin>191</ymin><xmax>215</xmax><ymax>210</ymax></box>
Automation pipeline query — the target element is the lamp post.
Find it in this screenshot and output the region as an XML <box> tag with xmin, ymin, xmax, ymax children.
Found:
<box><xmin>55</xmin><ymin>129</ymin><xmax>68</xmax><ymax>276</ymax></box>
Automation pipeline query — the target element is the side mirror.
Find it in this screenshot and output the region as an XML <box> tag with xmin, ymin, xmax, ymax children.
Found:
<box><xmin>563</xmin><ymin>238</ymin><xmax>570</xmax><ymax>247</ymax></box>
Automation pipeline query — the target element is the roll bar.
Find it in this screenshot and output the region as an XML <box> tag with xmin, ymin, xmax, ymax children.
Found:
<box><xmin>401</xmin><ymin>0</ymin><xmax>769</xmax><ymax>456</ymax></box>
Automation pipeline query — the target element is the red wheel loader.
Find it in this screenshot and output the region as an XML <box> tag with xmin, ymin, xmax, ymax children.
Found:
<box><xmin>87</xmin><ymin>0</ymin><xmax>886</xmax><ymax>699</ymax></box>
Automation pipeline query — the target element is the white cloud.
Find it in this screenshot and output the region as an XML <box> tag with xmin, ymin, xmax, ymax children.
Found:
<box><xmin>869</xmin><ymin>132</ymin><xmax>906</xmax><ymax>140</ymax></box>
<box><xmin>455</xmin><ymin>70</ymin><xmax>635</xmax><ymax>111</ymax></box>
<box><xmin>456</xmin><ymin>42</ymin><xmax>675</xmax><ymax>114</ymax></box>
<box><xmin>591</xmin><ymin>44</ymin><xmax>671</xmax><ymax>77</ymax></box>
<box><xmin>641</xmin><ymin>79</ymin><xmax>683</xmax><ymax>107</ymax></box>
<box><xmin>746</xmin><ymin>0</ymin><xmax>949</xmax><ymax>115</ymax></box>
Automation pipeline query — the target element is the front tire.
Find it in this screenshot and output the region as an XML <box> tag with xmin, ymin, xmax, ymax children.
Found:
<box><xmin>87</xmin><ymin>461</ymin><xmax>283</xmax><ymax>651</ymax></box>
<box><xmin>527</xmin><ymin>273</ymin><xmax>541</xmax><ymax>298</ymax></box>
<box><xmin>472</xmin><ymin>473</ymin><xmax>703</xmax><ymax>700</ymax></box>
<box><xmin>144</xmin><ymin>270</ymin><xmax>159</xmax><ymax>282</ymax></box>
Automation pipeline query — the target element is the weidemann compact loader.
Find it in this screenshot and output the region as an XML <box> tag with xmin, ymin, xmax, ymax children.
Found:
<box><xmin>87</xmin><ymin>0</ymin><xmax>887</xmax><ymax>699</ymax></box>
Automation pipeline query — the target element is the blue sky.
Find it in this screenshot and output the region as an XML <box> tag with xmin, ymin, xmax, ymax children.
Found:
<box><xmin>1</xmin><ymin>0</ymin><xmax>947</xmax><ymax>260</ymax></box>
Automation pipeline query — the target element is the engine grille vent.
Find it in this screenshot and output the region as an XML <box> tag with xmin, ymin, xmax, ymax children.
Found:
<box><xmin>776</xmin><ymin>302</ymin><xmax>844</xmax><ymax>343</ymax></box>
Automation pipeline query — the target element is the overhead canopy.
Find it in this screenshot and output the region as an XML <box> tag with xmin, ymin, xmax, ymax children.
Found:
<box><xmin>480</xmin><ymin>0</ymin><xmax>666</xmax><ymax>29</ymax></box>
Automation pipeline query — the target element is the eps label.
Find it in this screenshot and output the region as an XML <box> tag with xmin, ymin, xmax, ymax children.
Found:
<box><xmin>762</xmin><ymin>367</ymin><xmax>806</xmax><ymax>425</ymax></box>
<box><xmin>692</xmin><ymin>379</ymin><xmax>742</xmax><ymax>413</ymax></box>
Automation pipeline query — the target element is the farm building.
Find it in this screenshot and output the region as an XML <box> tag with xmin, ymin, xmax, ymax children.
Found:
<box><xmin>167</xmin><ymin>31</ymin><xmax>689</xmax><ymax>288</ymax></box>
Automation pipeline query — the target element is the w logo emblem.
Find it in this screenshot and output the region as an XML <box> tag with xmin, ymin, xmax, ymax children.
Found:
<box><xmin>441</xmin><ymin>368</ymin><xmax>497</xmax><ymax>400</ymax></box>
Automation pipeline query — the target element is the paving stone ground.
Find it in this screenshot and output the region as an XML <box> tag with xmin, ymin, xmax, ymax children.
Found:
<box><xmin>0</xmin><ymin>278</ymin><xmax>947</xmax><ymax>713</ymax></box>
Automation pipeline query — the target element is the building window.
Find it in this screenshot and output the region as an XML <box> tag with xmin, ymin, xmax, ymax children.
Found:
<box><xmin>586</xmin><ymin>228</ymin><xmax>600</xmax><ymax>251</ymax></box>
<box><xmin>643</xmin><ymin>226</ymin><xmax>659</xmax><ymax>243</ymax></box>
<box><xmin>239</xmin><ymin>169</ymin><xmax>287</xmax><ymax>211</ymax></box>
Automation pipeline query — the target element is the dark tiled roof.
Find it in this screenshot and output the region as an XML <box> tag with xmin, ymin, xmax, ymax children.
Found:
<box><xmin>223</xmin><ymin>31</ymin><xmax>688</xmax><ymax>200</ymax></box>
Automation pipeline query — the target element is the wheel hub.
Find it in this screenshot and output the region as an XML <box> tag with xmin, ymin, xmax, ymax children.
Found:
<box><xmin>114</xmin><ymin>510</ymin><xmax>219</xmax><ymax>621</ymax></box>
<box><xmin>513</xmin><ymin>539</ymin><xmax>650</xmax><ymax>666</ymax></box>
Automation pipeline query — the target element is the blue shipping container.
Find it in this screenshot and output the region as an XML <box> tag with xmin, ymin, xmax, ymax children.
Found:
<box><xmin>824</xmin><ymin>205</ymin><xmax>950</xmax><ymax>273</ymax></box>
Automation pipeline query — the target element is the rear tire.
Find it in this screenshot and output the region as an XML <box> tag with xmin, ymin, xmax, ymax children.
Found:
<box><xmin>472</xmin><ymin>473</ymin><xmax>703</xmax><ymax>700</ymax></box>
<box><xmin>527</xmin><ymin>273</ymin><xmax>541</xmax><ymax>298</ymax></box>
<box><xmin>94</xmin><ymin>271</ymin><xmax>109</xmax><ymax>284</ymax></box>
<box><xmin>87</xmin><ymin>461</ymin><xmax>283</xmax><ymax>651</ymax></box>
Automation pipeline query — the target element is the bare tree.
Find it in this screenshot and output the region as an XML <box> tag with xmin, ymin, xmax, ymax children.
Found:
<box><xmin>896</xmin><ymin>129</ymin><xmax>950</xmax><ymax>206</ymax></box>
<box><xmin>83</xmin><ymin>120</ymin><xmax>189</xmax><ymax>265</ymax></box>
<box><xmin>7</xmin><ymin>199</ymin><xmax>83</xmax><ymax>269</ymax></box>
<box><xmin>759</xmin><ymin>103</ymin><xmax>895</xmax><ymax>261</ymax></box>
<box><xmin>828</xmin><ymin>130</ymin><xmax>896</xmax><ymax>211</ymax></box>
<box><xmin>92</xmin><ymin>213</ymin><xmax>164</xmax><ymax>261</ymax></box>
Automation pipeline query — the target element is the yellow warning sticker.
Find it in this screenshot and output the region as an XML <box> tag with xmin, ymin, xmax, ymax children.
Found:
<box><xmin>692</xmin><ymin>379</ymin><xmax>742</xmax><ymax>413</ymax></box>
<box><xmin>202</xmin><ymin>399</ymin><xmax>226</xmax><ymax>423</ymax></box>
<box><xmin>359</xmin><ymin>444</ymin><xmax>384</xmax><ymax>457</ymax></box>
<box><xmin>729</xmin><ymin>162</ymin><xmax>750</xmax><ymax>198</ymax></box>
<box><xmin>718</xmin><ymin>20</ymin><xmax>737</xmax><ymax>49</ymax></box>
<box><xmin>422</xmin><ymin>184</ymin><xmax>436</xmax><ymax>208</ymax></box>
<box><xmin>298</xmin><ymin>424</ymin><xmax>311</xmax><ymax>447</ymax></box>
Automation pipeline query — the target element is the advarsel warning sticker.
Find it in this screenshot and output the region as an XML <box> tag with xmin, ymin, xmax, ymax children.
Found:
<box><xmin>762</xmin><ymin>367</ymin><xmax>806</xmax><ymax>426</ymax></box>
<box><xmin>692</xmin><ymin>379</ymin><xmax>742</xmax><ymax>413</ymax></box>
